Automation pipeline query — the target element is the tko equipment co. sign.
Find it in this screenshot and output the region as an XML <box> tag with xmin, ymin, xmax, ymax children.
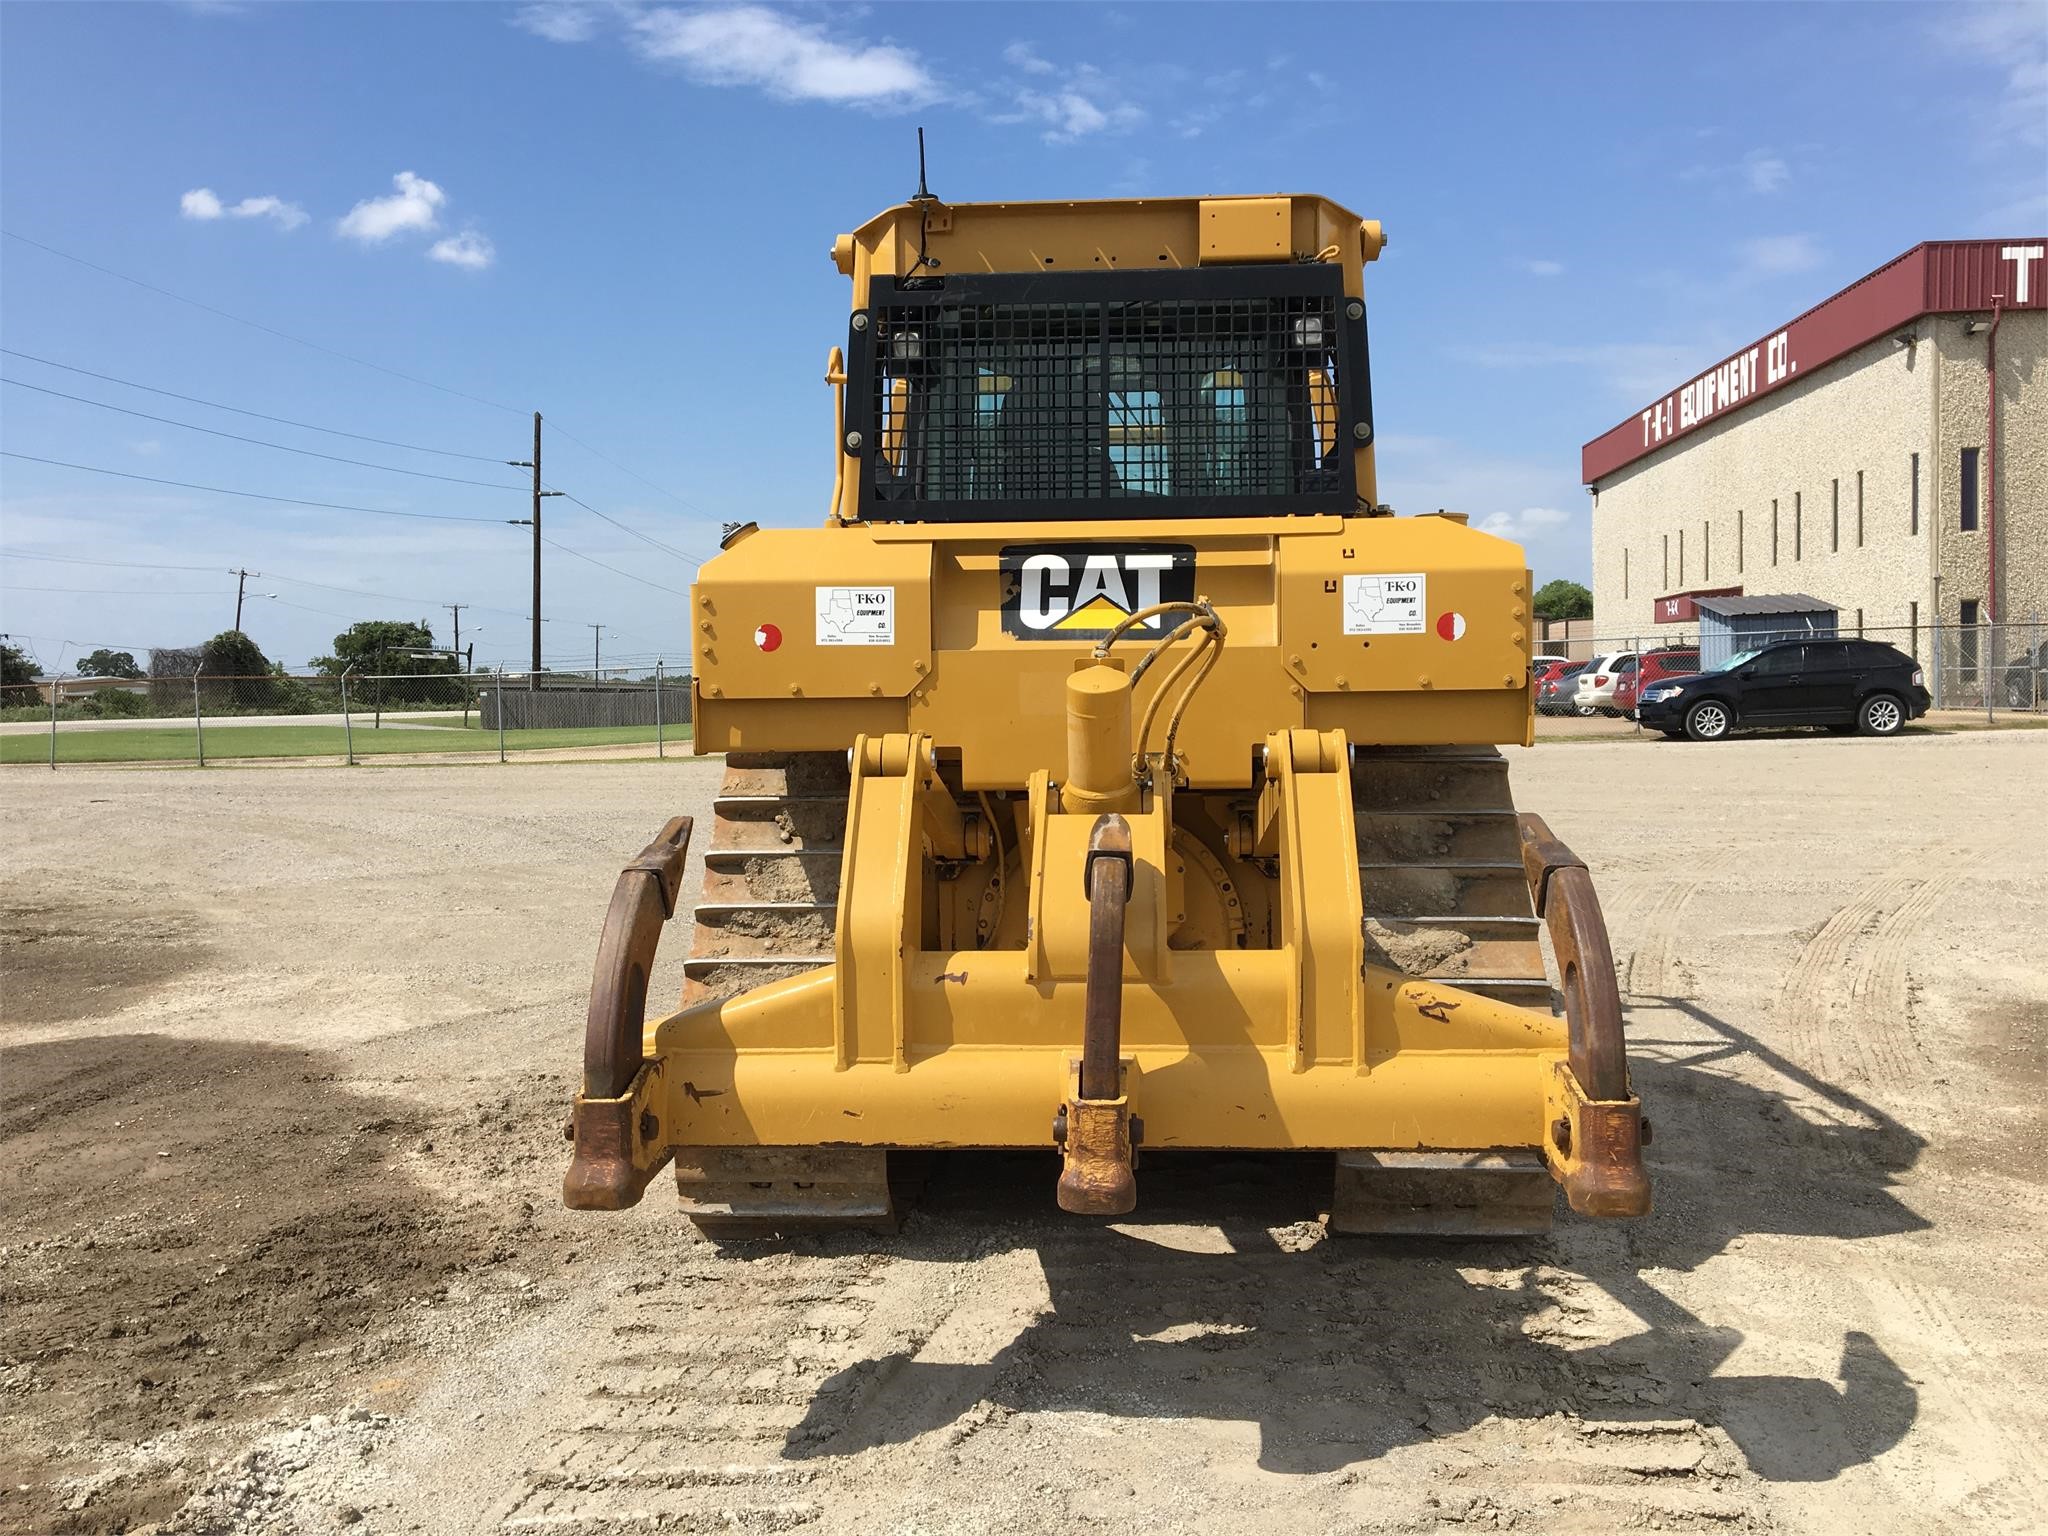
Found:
<box><xmin>998</xmin><ymin>544</ymin><xmax>1197</xmax><ymax>640</ymax></box>
<box><xmin>1582</xmin><ymin>240</ymin><xmax>2046</xmax><ymax>484</ymax></box>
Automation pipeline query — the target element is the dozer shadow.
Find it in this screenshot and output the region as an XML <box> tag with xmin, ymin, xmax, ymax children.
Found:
<box><xmin>774</xmin><ymin>996</ymin><xmax>1926</xmax><ymax>1481</ymax></box>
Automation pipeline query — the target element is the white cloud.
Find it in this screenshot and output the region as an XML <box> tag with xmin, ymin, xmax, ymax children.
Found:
<box><xmin>428</xmin><ymin>230</ymin><xmax>496</xmax><ymax>271</ymax></box>
<box><xmin>1743</xmin><ymin>149</ymin><xmax>1790</xmax><ymax>194</ymax></box>
<box><xmin>1515</xmin><ymin>257</ymin><xmax>1565</xmax><ymax>278</ymax></box>
<box><xmin>129</xmin><ymin>439</ymin><xmax>162</xmax><ymax>456</ymax></box>
<box><xmin>1003</xmin><ymin>40</ymin><xmax>1054</xmax><ymax>75</ymax></box>
<box><xmin>1373</xmin><ymin>435</ymin><xmax>1588</xmax><ymax>578</ymax></box>
<box><xmin>1679</xmin><ymin>146</ymin><xmax>1793</xmax><ymax>197</ymax></box>
<box><xmin>1737</xmin><ymin>233</ymin><xmax>1823</xmax><ymax>277</ymax></box>
<box><xmin>1453</xmin><ymin>340</ymin><xmax>1717</xmax><ymax>402</ymax></box>
<box><xmin>181</xmin><ymin>187</ymin><xmax>308</xmax><ymax>229</ymax></box>
<box><xmin>1477</xmin><ymin>506</ymin><xmax>1571</xmax><ymax>540</ymax></box>
<box><xmin>337</xmin><ymin>171</ymin><xmax>446</xmax><ymax>244</ymax></box>
<box><xmin>1941</xmin><ymin>2</ymin><xmax>2047</xmax><ymax>149</ymax></box>
<box><xmin>514</xmin><ymin>2</ymin><xmax>598</xmax><ymax>43</ymax></box>
<box><xmin>629</xmin><ymin>5</ymin><xmax>934</xmax><ymax>105</ymax></box>
<box><xmin>998</xmin><ymin>65</ymin><xmax>1144</xmax><ymax>144</ymax></box>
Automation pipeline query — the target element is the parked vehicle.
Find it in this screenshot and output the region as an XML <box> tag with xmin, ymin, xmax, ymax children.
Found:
<box><xmin>1636</xmin><ymin>638</ymin><xmax>1930</xmax><ymax>741</ymax></box>
<box><xmin>1617</xmin><ymin>647</ymin><xmax>1701</xmax><ymax>716</ymax></box>
<box><xmin>1537</xmin><ymin>661</ymin><xmax>1590</xmax><ymax>715</ymax></box>
<box><xmin>2003</xmin><ymin>642</ymin><xmax>2048</xmax><ymax>710</ymax></box>
<box><xmin>1573</xmin><ymin>652</ymin><xmax>1637</xmax><ymax>717</ymax></box>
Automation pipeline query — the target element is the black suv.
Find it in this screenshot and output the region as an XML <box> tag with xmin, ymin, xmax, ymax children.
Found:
<box><xmin>1636</xmin><ymin>638</ymin><xmax>1931</xmax><ymax>741</ymax></box>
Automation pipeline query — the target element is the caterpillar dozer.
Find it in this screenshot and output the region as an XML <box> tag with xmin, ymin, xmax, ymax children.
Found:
<box><xmin>564</xmin><ymin>190</ymin><xmax>1651</xmax><ymax>1237</ymax></box>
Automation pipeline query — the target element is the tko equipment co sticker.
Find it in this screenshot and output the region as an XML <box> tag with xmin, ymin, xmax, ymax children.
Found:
<box><xmin>999</xmin><ymin>543</ymin><xmax>1196</xmax><ymax>640</ymax></box>
<box><xmin>1342</xmin><ymin>573</ymin><xmax>1426</xmax><ymax>635</ymax></box>
<box><xmin>815</xmin><ymin>586</ymin><xmax>895</xmax><ymax>646</ymax></box>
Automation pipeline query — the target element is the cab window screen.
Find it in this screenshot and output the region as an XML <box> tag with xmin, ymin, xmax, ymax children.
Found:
<box><xmin>856</xmin><ymin>269</ymin><xmax>1363</xmax><ymax>521</ymax></box>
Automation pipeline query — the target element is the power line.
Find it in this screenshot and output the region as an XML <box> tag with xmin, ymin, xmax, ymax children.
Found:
<box><xmin>554</xmin><ymin>490</ymin><xmax>704</xmax><ymax>568</ymax></box>
<box><xmin>0</xmin><ymin>349</ymin><xmax>512</xmax><ymax>463</ymax></box>
<box><xmin>540</xmin><ymin>535</ymin><xmax>692</xmax><ymax>597</ymax></box>
<box><xmin>2</xmin><ymin>229</ymin><xmax>525</xmax><ymax>417</ymax></box>
<box><xmin>1</xmin><ymin>551</ymin><xmax>220</xmax><ymax>574</ymax></box>
<box><xmin>0</xmin><ymin>453</ymin><xmax>521</xmax><ymax>524</ymax></box>
<box><xmin>4</xmin><ymin>583</ymin><xmax>233</xmax><ymax>596</ymax></box>
<box><xmin>2</xmin><ymin>377</ymin><xmax>530</xmax><ymax>491</ymax></box>
<box><xmin>0</xmin><ymin>549</ymin><xmax>668</xmax><ymax>636</ymax></box>
<box><xmin>4</xmin><ymin>237</ymin><xmax>708</xmax><ymax>519</ymax></box>
<box><xmin>545</xmin><ymin>417</ymin><xmax>720</xmax><ymax>523</ymax></box>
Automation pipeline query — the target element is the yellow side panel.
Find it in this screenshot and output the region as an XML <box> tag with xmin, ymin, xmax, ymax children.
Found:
<box><xmin>693</xmin><ymin>532</ymin><xmax>932</xmax><ymax>700</ymax></box>
<box><xmin>1275</xmin><ymin>517</ymin><xmax>1531</xmax><ymax>697</ymax></box>
<box><xmin>1199</xmin><ymin>196</ymin><xmax>1292</xmax><ymax>263</ymax></box>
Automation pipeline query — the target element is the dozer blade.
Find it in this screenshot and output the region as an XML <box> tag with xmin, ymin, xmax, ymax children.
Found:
<box><xmin>1331</xmin><ymin>1151</ymin><xmax>1555</xmax><ymax>1237</ymax></box>
<box><xmin>675</xmin><ymin>1147</ymin><xmax>908</xmax><ymax>1238</ymax></box>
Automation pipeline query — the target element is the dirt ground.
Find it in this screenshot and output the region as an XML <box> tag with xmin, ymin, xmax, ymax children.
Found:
<box><xmin>3</xmin><ymin>733</ymin><xmax>2044</xmax><ymax>1535</ymax></box>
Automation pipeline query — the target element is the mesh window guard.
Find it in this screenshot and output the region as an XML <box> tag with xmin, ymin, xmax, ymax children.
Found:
<box><xmin>851</xmin><ymin>268</ymin><xmax>1367</xmax><ymax>522</ymax></box>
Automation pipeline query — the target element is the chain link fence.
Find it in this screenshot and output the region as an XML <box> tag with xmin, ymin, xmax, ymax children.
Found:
<box><xmin>2</xmin><ymin>664</ymin><xmax>693</xmax><ymax>768</ymax></box>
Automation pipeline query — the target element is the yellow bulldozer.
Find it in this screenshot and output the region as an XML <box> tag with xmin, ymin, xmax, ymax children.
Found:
<box><xmin>564</xmin><ymin>189</ymin><xmax>1650</xmax><ymax>1238</ymax></box>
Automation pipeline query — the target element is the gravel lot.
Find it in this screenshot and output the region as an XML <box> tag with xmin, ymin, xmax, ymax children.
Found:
<box><xmin>3</xmin><ymin>733</ymin><xmax>2044</xmax><ymax>1535</ymax></box>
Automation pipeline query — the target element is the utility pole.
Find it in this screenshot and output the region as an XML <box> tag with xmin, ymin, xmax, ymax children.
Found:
<box><xmin>530</xmin><ymin>413</ymin><xmax>542</xmax><ymax>675</ymax></box>
<box><xmin>508</xmin><ymin>413</ymin><xmax>563</xmax><ymax>686</ymax></box>
<box><xmin>587</xmin><ymin>622</ymin><xmax>605</xmax><ymax>676</ymax></box>
<box><xmin>446</xmin><ymin>603</ymin><xmax>466</xmax><ymax>663</ymax></box>
<box><xmin>232</xmin><ymin>568</ymin><xmax>254</xmax><ymax>630</ymax></box>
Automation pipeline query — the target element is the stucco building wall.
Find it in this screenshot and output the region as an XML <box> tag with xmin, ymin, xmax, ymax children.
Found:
<box><xmin>1590</xmin><ymin>308</ymin><xmax>2045</xmax><ymax>639</ymax></box>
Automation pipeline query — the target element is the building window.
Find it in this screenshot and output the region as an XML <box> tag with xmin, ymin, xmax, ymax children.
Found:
<box><xmin>1961</xmin><ymin>447</ymin><xmax>1980</xmax><ymax>532</ymax></box>
<box><xmin>1703</xmin><ymin>520</ymin><xmax>1711</xmax><ymax>580</ymax></box>
<box><xmin>1771</xmin><ymin>499</ymin><xmax>1780</xmax><ymax>565</ymax></box>
<box><xmin>1623</xmin><ymin>547</ymin><xmax>1629</xmax><ymax>599</ymax></box>
<box><xmin>1662</xmin><ymin>533</ymin><xmax>1670</xmax><ymax>590</ymax></box>
<box><xmin>1855</xmin><ymin>606</ymin><xmax>1864</xmax><ymax>637</ymax></box>
<box><xmin>1960</xmin><ymin>597</ymin><xmax>1980</xmax><ymax>682</ymax></box>
<box><xmin>1831</xmin><ymin>477</ymin><xmax>1840</xmax><ymax>553</ymax></box>
<box><xmin>1737</xmin><ymin>509</ymin><xmax>1745</xmax><ymax>573</ymax></box>
<box><xmin>1909</xmin><ymin>600</ymin><xmax>1918</xmax><ymax>660</ymax></box>
<box><xmin>1677</xmin><ymin>528</ymin><xmax>1685</xmax><ymax>585</ymax></box>
<box><xmin>1910</xmin><ymin>452</ymin><xmax>1919</xmax><ymax>535</ymax></box>
<box><xmin>1856</xmin><ymin>470</ymin><xmax>1865</xmax><ymax>547</ymax></box>
<box><xmin>1795</xmin><ymin>491</ymin><xmax>1803</xmax><ymax>560</ymax></box>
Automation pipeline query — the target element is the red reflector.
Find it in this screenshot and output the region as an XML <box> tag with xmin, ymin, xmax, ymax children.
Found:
<box><xmin>1594</xmin><ymin>674</ymin><xmax>1608</xmax><ymax>685</ymax></box>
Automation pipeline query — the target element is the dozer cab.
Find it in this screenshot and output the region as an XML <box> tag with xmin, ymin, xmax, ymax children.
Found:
<box><xmin>565</xmin><ymin>190</ymin><xmax>1650</xmax><ymax>1237</ymax></box>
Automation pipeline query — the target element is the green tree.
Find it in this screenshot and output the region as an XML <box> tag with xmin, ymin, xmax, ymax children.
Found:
<box><xmin>199</xmin><ymin>629</ymin><xmax>272</xmax><ymax>678</ymax></box>
<box><xmin>78</xmin><ymin>648</ymin><xmax>144</xmax><ymax>679</ymax></box>
<box><xmin>312</xmin><ymin>619</ymin><xmax>458</xmax><ymax>706</ymax></box>
<box><xmin>1532</xmin><ymin>579</ymin><xmax>1593</xmax><ymax>620</ymax></box>
<box><xmin>312</xmin><ymin>619</ymin><xmax>442</xmax><ymax>675</ymax></box>
<box><xmin>1</xmin><ymin>643</ymin><xmax>36</xmax><ymax>689</ymax></box>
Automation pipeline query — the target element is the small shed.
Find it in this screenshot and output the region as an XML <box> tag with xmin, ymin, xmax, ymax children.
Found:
<box><xmin>1694</xmin><ymin>593</ymin><xmax>1839</xmax><ymax>669</ymax></box>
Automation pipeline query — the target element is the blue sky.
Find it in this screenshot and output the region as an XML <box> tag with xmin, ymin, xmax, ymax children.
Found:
<box><xmin>2</xmin><ymin>1</ymin><xmax>2042</xmax><ymax>672</ymax></box>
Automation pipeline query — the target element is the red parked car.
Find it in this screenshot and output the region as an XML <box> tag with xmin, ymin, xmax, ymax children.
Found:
<box><xmin>1618</xmin><ymin>647</ymin><xmax>1702</xmax><ymax>716</ymax></box>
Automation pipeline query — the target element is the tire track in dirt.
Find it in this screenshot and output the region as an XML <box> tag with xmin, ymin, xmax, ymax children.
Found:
<box><xmin>491</xmin><ymin>1249</ymin><xmax>972</xmax><ymax>1533</ymax></box>
<box><xmin>1772</xmin><ymin>844</ymin><xmax>1977</xmax><ymax>1093</ymax></box>
<box><xmin>1618</xmin><ymin>846</ymin><xmax>1748</xmax><ymax>1001</ymax></box>
<box><xmin>1853</xmin><ymin>1265</ymin><xmax>2048</xmax><ymax>1527</ymax></box>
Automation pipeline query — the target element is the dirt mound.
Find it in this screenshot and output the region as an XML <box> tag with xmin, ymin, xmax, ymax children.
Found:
<box><xmin>0</xmin><ymin>1034</ymin><xmax>496</xmax><ymax>1533</ymax></box>
<box><xmin>0</xmin><ymin>898</ymin><xmax>211</xmax><ymax>1026</ymax></box>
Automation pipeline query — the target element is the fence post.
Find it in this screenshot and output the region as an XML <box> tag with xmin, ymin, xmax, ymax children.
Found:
<box><xmin>193</xmin><ymin>663</ymin><xmax>206</xmax><ymax>768</ymax></box>
<box><xmin>49</xmin><ymin>677</ymin><xmax>58</xmax><ymax>771</ymax></box>
<box><xmin>1987</xmin><ymin>622</ymin><xmax>1996</xmax><ymax>725</ymax></box>
<box><xmin>342</xmin><ymin>664</ymin><xmax>357</xmax><ymax>766</ymax></box>
<box><xmin>497</xmin><ymin>667</ymin><xmax>507</xmax><ymax>763</ymax></box>
<box><xmin>656</xmin><ymin>660</ymin><xmax>665</xmax><ymax>759</ymax></box>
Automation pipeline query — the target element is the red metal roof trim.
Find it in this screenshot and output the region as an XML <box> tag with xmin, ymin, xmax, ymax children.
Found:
<box><xmin>1583</xmin><ymin>239</ymin><xmax>2046</xmax><ymax>483</ymax></box>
